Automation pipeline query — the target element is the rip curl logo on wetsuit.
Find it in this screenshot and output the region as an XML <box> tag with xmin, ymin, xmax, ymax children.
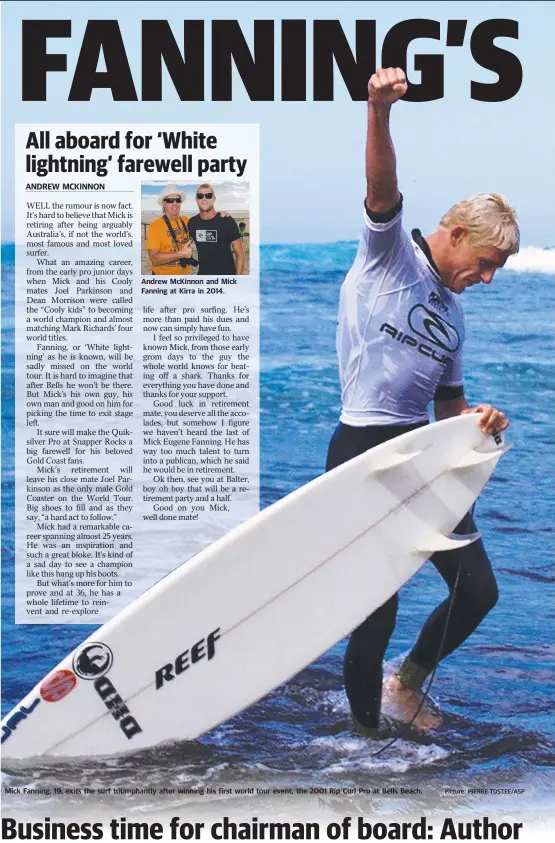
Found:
<box><xmin>379</xmin><ymin>317</ymin><xmax>456</xmax><ymax>366</ymax></box>
<box><xmin>408</xmin><ymin>305</ymin><xmax>460</xmax><ymax>353</ymax></box>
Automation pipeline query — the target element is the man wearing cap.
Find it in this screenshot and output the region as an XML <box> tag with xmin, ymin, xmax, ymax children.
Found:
<box><xmin>188</xmin><ymin>184</ymin><xmax>245</xmax><ymax>275</ymax></box>
<box><xmin>146</xmin><ymin>185</ymin><xmax>194</xmax><ymax>275</ymax></box>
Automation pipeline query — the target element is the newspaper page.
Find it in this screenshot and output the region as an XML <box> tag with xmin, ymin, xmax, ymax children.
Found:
<box><xmin>2</xmin><ymin>2</ymin><xmax>554</xmax><ymax>842</ymax></box>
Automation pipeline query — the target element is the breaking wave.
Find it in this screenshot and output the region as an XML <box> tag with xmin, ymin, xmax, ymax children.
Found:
<box><xmin>505</xmin><ymin>246</ymin><xmax>555</xmax><ymax>274</ymax></box>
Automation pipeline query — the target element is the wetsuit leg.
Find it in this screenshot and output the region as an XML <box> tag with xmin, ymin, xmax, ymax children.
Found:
<box><xmin>343</xmin><ymin>594</ymin><xmax>398</xmax><ymax>728</ymax></box>
<box><xmin>401</xmin><ymin>512</ymin><xmax>499</xmax><ymax>686</ymax></box>
<box><xmin>325</xmin><ymin>423</ymin><xmax>383</xmax><ymax>471</ymax></box>
<box><xmin>325</xmin><ymin>421</ymin><xmax>426</xmax><ymax>728</ymax></box>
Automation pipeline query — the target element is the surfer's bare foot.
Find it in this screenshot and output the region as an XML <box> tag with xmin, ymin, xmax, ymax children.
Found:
<box><xmin>383</xmin><ymin>675</ymin><xmax>442</xmax><ymax>732</ymax></box>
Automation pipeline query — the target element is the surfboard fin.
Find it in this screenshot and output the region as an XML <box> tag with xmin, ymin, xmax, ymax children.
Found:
<box><xmin>416</xmin><ymin>530</ymin><xmax>481</xmax><ymax>554</ymax></box>
<box><xmin>450</xmin><ymin>443</ymin><xmax>512</xmax><ymax>470</ymax></box>
<box><xmin>368</xmin><ymin>450</ymin><xmax>421</xmax><ymax>473</ymax></box>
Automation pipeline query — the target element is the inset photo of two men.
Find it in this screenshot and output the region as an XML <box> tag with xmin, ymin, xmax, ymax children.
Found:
<box><xmin>141</xmin><ymin>181</ymin><xmax>250</xmax><ymax>276</ymax></box>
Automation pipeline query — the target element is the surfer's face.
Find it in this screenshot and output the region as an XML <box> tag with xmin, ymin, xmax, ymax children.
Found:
<box><xmin>196</xmin><ymin>187</ymin><xmax>216</xmax><ymax>213</ymax></box>
<box><xmin>163</xmin><ymin>195</ymin><xmax>182</xmax><ymax>219</ymax></box>
<box><xmin>445</xmin><ymin>229</ymin><xmax>508</xmax><ymax>294</ymax></box>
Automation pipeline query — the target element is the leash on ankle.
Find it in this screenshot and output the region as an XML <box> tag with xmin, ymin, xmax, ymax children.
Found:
<box><xmin>372</xmin><ymin>556</ymin><xmax>464</xmax><ymax>757</ymax></box>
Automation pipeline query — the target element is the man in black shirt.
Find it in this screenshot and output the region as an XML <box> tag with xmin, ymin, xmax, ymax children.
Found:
<box><xmin>188</xmin><ymin>184</ymin><xmax>245</xmax><ymax>275</ymax></box>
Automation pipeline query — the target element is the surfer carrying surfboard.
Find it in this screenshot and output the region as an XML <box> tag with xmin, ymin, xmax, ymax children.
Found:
<box><xmin>326</xmin><ymin>67</ymin><xmax>519</xmax><ymax>736</ymax></box>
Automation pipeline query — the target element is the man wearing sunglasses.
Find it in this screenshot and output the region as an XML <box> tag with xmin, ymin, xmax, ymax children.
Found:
<box><xmin>146</xmin><ymin>185</ymin><xmax>195</xmax><ymax>275</ymax></box>
<box><xmin>188</xmin><ymin>184</ymin><xmax>245</xmax><ymax>276</ymax></box>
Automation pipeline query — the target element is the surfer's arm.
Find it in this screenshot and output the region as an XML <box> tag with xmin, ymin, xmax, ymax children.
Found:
<box><xmin>366</xmin><ymin>68</ymin><xmax>407</xmax><ymax>213</ymax></box>
<box><xmin>434</xmin><ymin>393</ymin><xmax>469</xmax><ymax>421</ymax></box>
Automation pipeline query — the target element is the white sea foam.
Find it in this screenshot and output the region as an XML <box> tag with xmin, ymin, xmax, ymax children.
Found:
<box><xmin>309</xmin><ymin>733</ymin><xmax>449</xmax><ymax>775</ymax></box>
<box><xmin>505</xmin><ymin>247</ymin><xmax>555</xmax><ymax>274</ymax></box>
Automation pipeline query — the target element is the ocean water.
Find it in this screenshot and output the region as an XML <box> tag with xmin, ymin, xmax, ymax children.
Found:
<box><xmin>1</xmin><ymin>242</ymin><xmax>555</xmax><ymax>817</ymax></box>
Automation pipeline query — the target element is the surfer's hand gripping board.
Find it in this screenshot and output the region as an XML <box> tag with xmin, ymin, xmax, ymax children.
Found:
<box><xmin>2</xmin><ymin>416</ymin><xmax>510</xmax><ymax>759</ymax></box>
<box><xmin>462</xmin><ymin>403</ymin><xmax>510</xmax><ymax>434</ymax></box>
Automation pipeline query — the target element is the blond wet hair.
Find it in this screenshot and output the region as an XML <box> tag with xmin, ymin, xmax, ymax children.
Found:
<box><xmin>440</xmin><ymin>193</ymin><xmax>520</xmax><ymax>254</ymax></box>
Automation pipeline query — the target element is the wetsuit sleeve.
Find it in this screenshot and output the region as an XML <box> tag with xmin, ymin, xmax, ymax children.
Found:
<box><xmin>434</xmin><ymin>383</ymin><xmax>464</xmax><ymax>401</ymax></box>
<box><xmin>365</xmin><ymin>194</ymin><xmax>403</xmax><ymax>224</ymax></box>
<box><xmin>437</xmin><ymin>345</ymin><xmax>464</xmax><ymax>389</ymax></box>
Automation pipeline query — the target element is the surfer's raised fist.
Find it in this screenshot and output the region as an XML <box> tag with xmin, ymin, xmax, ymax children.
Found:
<box><xmin>368</xmin><ymin>67</ymin><xmax>408</xmax><ymax>104</ymax></box>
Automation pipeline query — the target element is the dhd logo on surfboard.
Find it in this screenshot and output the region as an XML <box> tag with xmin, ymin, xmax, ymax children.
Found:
<box><xmin>73</xmin><ymin>641</ymin><xmax>142</xmax><ymax>740</ymax></box>
<box><xmin>73</xmin><ymin>642</ymin><xmax>113</xmax><ymax>679</ymax></box>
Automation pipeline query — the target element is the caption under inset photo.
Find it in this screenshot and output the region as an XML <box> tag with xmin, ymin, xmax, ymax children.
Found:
<box><xmin>141</xmin><ymin>181</ymin><xmax>250</xmax><ymax>277</ymax></box>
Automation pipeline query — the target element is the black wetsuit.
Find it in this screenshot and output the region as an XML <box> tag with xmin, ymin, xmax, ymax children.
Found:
<box><xmin>325</xmin><ymin>422</ymin><xmax>498</xmax><ymax>729</ymax></box>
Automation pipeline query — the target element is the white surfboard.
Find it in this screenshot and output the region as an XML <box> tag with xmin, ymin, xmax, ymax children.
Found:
<box><xmin>2</xmin><ymin>415</ymin><xmax>510</xmax><ymax>759</ymax></box>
